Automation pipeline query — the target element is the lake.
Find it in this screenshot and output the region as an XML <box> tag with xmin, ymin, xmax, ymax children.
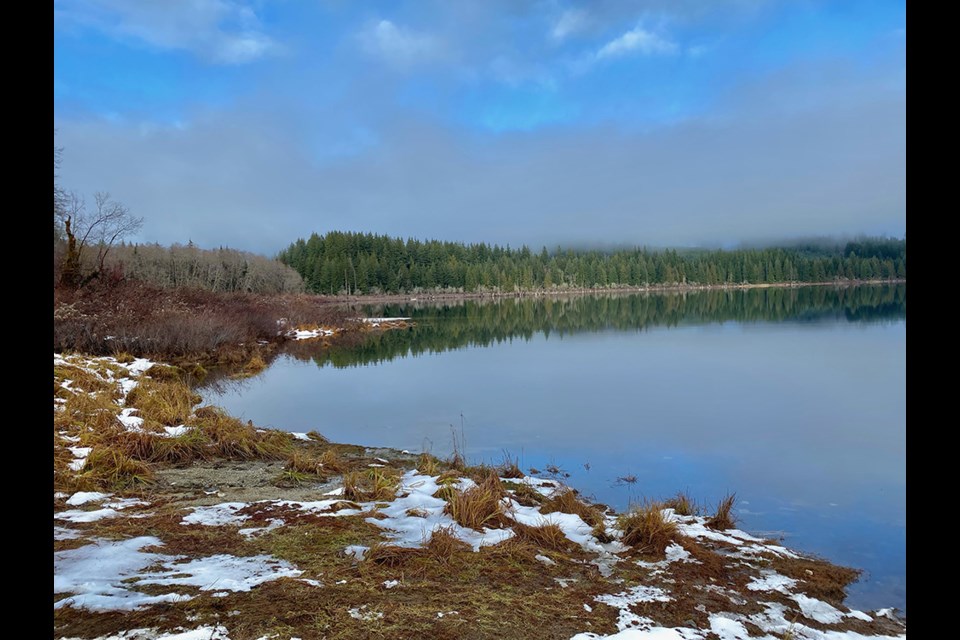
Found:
<box><xmin>204</xmin><ymin>284</ymin><xmax>906</xmax><ymax>613</ymax></box>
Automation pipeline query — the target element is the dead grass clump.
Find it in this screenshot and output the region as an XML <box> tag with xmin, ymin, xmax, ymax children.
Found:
<box><xmin>343</xmin><ymin>468</ymin><xmax>400</xmax><ymax>502</ymax></box>
<box><xmin>365</xmin><ymin>543</ymin><xmax>423</xmax><ymax>567</ymax></box>
<box><xmin>61</xmin><ymin>391</ymin><xmax>123</xmax><ymax>433</ymax></box>
<box><xmin>618</xmin><ymin>500</ymin><xmax>678</xmax><ymax>556</ymax></box>
<box><xmin>497</xmin><ymin>452</ymin><xmax>523</xmax><ymax>479</ymax></box>
<box><xmin>77</xmin><ymin>447</ymin><xmax>154</xmax><ymax>489</ymax></box>
<box><xmin>706</xmin><ymin>493</ymin><xmax>737</xmax><ymax>530</ymax></box>
<box><xmin>125</xmin><ymin>377</ymin><xmax>198</xmax><ymax>426</ymax></box>
<box><xmin>236</xmin><ymin>354</ymin><xmax>268</xmax><ymax>378</ymax></box>
<box><xmin>317</xmin><ymin>449</ymin><xmax>349</xmax><ymax>475</ymax></box>
<box><xmin>511</xmin><ymin>522</ymin><xmax>576</xmax><ymax>552</ymax></box>
<box><xmin>505</xmin><ymin>482</ymin><xmax>544</xmax><ymax>507</ymax></box>
<box><xmin>285</xmin><ymin>451</ymin><xmax>324</xmax><ymax>476</ymax></box>
<box><xmin>149</xmin><ymin>428</ymin><xmax>212</xmax><ymax>463</ymax></box>
<box><xmin>592</xmin><ymin>522</ymin><xmax>615</xmax><ymax>544</ymax></box>
<box><xmin>417</xmin><ymin>452</ymin><xmax>441</xmax><ymax>475</ymax></box>
<box><xmin>540</xmin><ymin>490</ymin><xmax>604</xmax><ymax>528</ymax></box>
<box><xmin>193</xmin><ymin>406</ymin><xmax>292</xmax><ymax>460</ymax></box>
<box><xmin>53</xmin><ymin>364</ymin><xmax>116</xmax><ymax>396</ymax></box>
<box><xmin>306</xmin><ymin>430</ymin><xmax>329</xmax><ymax>443</ymax></box>
<box><xmin>426</xmin><ymin>526</ymin><xmax>471</xmax><ymax>563</ymax></box>
<box><xmin>144</xmin><ymin>364</ymin><xmax>184</xmax><ymax>382</ymax></box>
<box><xmin>664</xmin><ymin>491</ymin><xmax>699</xmax><ymax>516</ymax></box>
<box><xmin>444</xmin><ymin>474</ymin><xmax>508</xmax><ymax>531</ymax></box>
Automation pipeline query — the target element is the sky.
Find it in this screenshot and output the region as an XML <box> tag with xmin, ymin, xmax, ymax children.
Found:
<box><xmin>54</xmin><ymin>0</ymin><xmax>906</xmax><ymax>256</ymax></box>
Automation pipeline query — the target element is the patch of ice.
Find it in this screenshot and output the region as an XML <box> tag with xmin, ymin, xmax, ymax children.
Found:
<box><xmin>118</xmin><ymin>408</ymin><xmax>144</xmax><ymax>431</ymax></box>
<box><xmin>344</xmin><ymin>545</ymin><xmax>369</xmax><ymax>560</ymax></box>
<box><xmin>301</xmin><ymin>579</ymin><xmax>324</xmax><ymax>587</ymax></box>
<box><xmin>436</xmin><ymin>610</ymin><xmax>459</xmax><ymax>618</ymax></box>
<box><xmin>59</xmin><ymin>434</ymin><xmax>81</xmax><ymax>443</ymax></box>
<box><xmin>792</xmin><ymin>593</ymin><xmax>844</xmax><ymax>624</ymax></box>
<box><xmin>56</xmin><ymin>508</ymin><xmax>121</xmax><ymax>523</ymax></box>
<box><xmin>291</xmin><ymin>432</ymin><xmax>311</xmax><ymax>441</ymax></box>
<box><xmin>68</xmin><ymin>446</ymin><xmax>92</xmax><ymax>472</ymax></box>
<box><xmin>383</xmin><ymin>579</ymin><xmax>400</xmax><ymax>589</ymax></box>
<box><xmin>162</xmin><ymin>425</ymin><xmax>191</xmax><ymax>437</ymax></box>
<box><xmin>348</xmin><ymin>605</ymin><xmax>383</xmax><ymax>621</ymax></box>
<box><xmin>54</xmin><ymin>537</ymin><xmax>191</xmax><ymax>611</ymax></box>
<box><xmin>583</xmin><ymin>603</ymin><xmax>592</xmax><ymax>612</ymax></box>
<box><xmin>324</xmin><ymin>487</ymin><xmax>345</xmax><ymax>496</ymax></box>
<box><xmin>137</xmin><ymin>554</ymin><xmax>302</xmax><ymax>592</ymax></box>
<box><xmin>66</xmin><ymin>491</ymin><xmax>112</xmax><ymax>506</ymax></box>
<box><xmin>60</xmin><ymin>625</ymin><xmax>232</xmax><ymax>640</ymax></box>
<box><xmin>709</xmin><ymin>615</ymin><xmax>752</xmax><ymax>640</ymax></box>
<box><xmin>125</xmin><ymin>358</ymin><xmax>155</xmax><ymax>375</ymax></box>
<box><xmin>105</xmin><ymin>498</ymin><xmax>149</xmax><ymax>510</ymax></box>
<box><xmin>535</xmin><ymin>554</ymin><xmax>556</xmax><ymax>566</ymax></box>
<box><xmin>239</xmin><ymin>519</ymin><xmax>284</xmax><ymax>538</ymax></box>
<box><xmin>54</xmin><ymin>526</ymin><xmax>82</xmax><ymax>541</ymax></box>
<box><xmin>746</xmin><ymin>571</ymin><xmax>797</xmax><ymax>593</ymax></box>
<box><xmin>182</xmin><ymin>503</ymin><xmax>250</xmax><ymax>527</ymax></box>
<box><xmin>846</xmin><ymin>609</ymin><xmax>873</xmax><ymax>622</ymax></box>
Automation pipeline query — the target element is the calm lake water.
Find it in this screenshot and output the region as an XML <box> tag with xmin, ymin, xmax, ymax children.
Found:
<box><xmin>205</xmin><ymin>285</ymin><xmax>906</xmax><ymax>613</ymax></box>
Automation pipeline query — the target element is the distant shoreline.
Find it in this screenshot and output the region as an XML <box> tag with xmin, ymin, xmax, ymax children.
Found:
<box><xmin>326</xmin><ymin>278</ymin><xmax>906</xmax><ymax>306</ymax></box>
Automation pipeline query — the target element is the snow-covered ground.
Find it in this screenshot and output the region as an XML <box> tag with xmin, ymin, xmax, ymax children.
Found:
<box><xmin>53</xmin><ymin>354</ymin><xmax>906</xmax><ymax>639</ymax></box>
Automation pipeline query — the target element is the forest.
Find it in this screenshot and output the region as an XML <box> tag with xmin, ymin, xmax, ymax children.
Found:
<box><xmin>279</xmin><ymin>231</ymin><xmax>906</xmax><ymax>295</ymax></box>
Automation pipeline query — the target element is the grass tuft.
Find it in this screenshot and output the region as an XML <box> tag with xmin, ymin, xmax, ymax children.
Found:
<box><xmin>664</xmin><ymin>491</ymin><xmax>699</xmax><ymax>517</ymax></box>
<box><xmin>343</xmin><ymin>468</ymin><xmax>400</xmax><ymax>502</ymax></box>
<box><xmin>540</xmin><ymin>489</ymin><xmax>605</xmax><ymax>528</ymax></box>
<box><xmin>78</xmin><ymin>447</ymin><xmax>154</xmax><ymax>490</ymax></box>
<box><xmin>706</xmin><ymin>493</ymin><xmax>737</xmax><ymax>530</ymax></box>
<box><xmin>617</xmin><ymin>500</ymin><xmax>678</xmax><ymax>556</ymax></box>
<box><xmin>444</xmin><ymin>474</ymin><xmax>508</xmax><ymax>531</ymax></box>
<box><xmin>417</xmin><ymin>452</ymin><xmax>441</xmax><ymax>476</ymax></box>
<box><xmin>511</xmin><ymin>522</ymin><xmax>575</xmax><ymax>552</ymax></box>
<box><xmin>497</xmin><ymin>451</ymin><xmax>523</xmax><ymax>479</ymax></box>
<box><xmin>425</xmin><ymin>526</ymin><xmax>471</xmax><ymax>563</ymax></box>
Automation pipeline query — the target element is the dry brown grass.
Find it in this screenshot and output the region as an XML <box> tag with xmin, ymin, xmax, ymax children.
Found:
<box><xmin>540</xmin><ymin>489</ymin><xmax>605</xmax><ymax>528</ymax></box>
<box><xmin>618</xmin><ymin>500</ymin><xmax>678</xmax><ymax>556</ymax></box>
<box><xmin>285</xmin><ymin>451</ymin><xmax>324</xmax><ymax>476</ymax></box>
<box><xmin>664</xmin><ymin>491</ymin><xmax>699</xmax><ymax>516</ymax></box>
<box><xmin>317</xmin><ymin>449</ymin><xmax>350</xmax><ymax>475</ymax></box>
<box><xmin>192</xmin><ymin>406</ymin><xmax>292</xmax><ymax>460</ymax></box>
<box><xmin>511</xmin><ymin>522</ymin><xmax>576</xmax><ymax>552</ymax></box>
<box><xmin>425</xmin><ymin>526</ymin><xmax>472</xmax><ymax>563</ymax></box>
<box><xmin>364</xmin><ymin>543</ymin><xmax>423</xmax><ymax>567</ymax></box>
<box><xmin>343</xmin><ymin>468</ymin><xmax>400</xmax><ymax>502</ymax></box>
<box><xmin>444</xmin><ymin>474</ymin><xmax>509</xmax><ymax>531</ymax></box>
<box><xmin>497</xmin><ymin>452</ymin><xmax>523</xmax><ymax>479</ymax></box>
<box><xmin>125</xmin><ymin>377</ymin><xmax>199</xmax><ymax>427</ymax></box>
<box><xmin>706</xmin><ymin>493</ymin><xmax>737</xmax><ymax>530</ymax></box>
<box><xmin>417</xmin><ymin>452</ymin><xmax>441</xmax><ymax>475</ymax></box>
<box><xmin>76</xmin><ymin>447</ymin><xmax>154</xmax><ymax>489</ymax></box>
<box><xmin>505</xmin><ymin>482</ymin><xmax>545</xmax><ymax>507</ymax></box>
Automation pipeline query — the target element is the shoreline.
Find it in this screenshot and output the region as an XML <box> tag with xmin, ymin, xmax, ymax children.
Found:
<box><xmin>322</xmin><ymin>279</ymin><xmax>905</xmax><ymax>307</ymax></box>
<box><xmin>53</xmin><ymin>352</ymin><xmax>907</xmax><ymax>639</ymax></box>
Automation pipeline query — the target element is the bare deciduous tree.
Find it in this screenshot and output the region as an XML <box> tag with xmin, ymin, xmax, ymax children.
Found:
<box><xmin>59</xmin><ymin>191</ymin><xmax>144</xmax><ymax>288</ymax></box>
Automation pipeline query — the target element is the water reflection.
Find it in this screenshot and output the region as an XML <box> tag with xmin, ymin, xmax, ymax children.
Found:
<box><xmin>203</xmin><ymin>285</ymin><xmax>905</xmax><ymax>613</ymax></box>
<box><xmin>282</xmin><ymin>284</ymin><xmax>905</xmax><ymax>369</ymax></box>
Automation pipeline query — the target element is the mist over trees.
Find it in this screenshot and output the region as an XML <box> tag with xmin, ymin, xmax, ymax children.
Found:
<box><xmin>278</xmin><ymin>231</ymin><xmax>906</xmax><ymax>295</ymax></box>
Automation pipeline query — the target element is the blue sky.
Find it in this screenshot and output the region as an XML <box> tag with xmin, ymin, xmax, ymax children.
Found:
<box><xmin>54</xmin><ymin>0</ymin><xmax>906</xmax><ymax>254</ymax></box>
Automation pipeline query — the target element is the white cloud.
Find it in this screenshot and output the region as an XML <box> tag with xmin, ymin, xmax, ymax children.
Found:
<box><xmin>359</xmin><ymin>20</ymin><xmax>442</xmax><ymax>68</ymax></box>
<box><xmin>54</xmin><ymin>0</ymin><xmax>278</xmax><ymax>65</ymax></box>
<box><xmin>596</xmin><ymin>24</ymin><xmax>678</xmax><ymax>59</ymax></box>
<box><xmin>551</xmin><ymin>9</ymin><xmax>588</xmax><ymax>41</ymax></box>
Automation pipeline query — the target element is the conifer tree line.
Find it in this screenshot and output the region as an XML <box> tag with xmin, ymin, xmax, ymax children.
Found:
<box><xmin>278</xmin><ymin>231</ymin><xmax>906</xmax><ymax>295</ymax></box>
